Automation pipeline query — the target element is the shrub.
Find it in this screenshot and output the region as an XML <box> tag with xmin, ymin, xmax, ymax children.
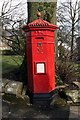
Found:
<box><xmin>55</xmin><ymin>74</ymin><xmax>64</xmax><ymax>86</ymax></box>
<box><xmin>56</xmin><ymin>60</ymin><xmax>77</xmax><ymax>84</ymax></box>
<box><xmin>2</xmin><ymin>50</ymin><xmax>17</xmax><ymax>55</ymax></box>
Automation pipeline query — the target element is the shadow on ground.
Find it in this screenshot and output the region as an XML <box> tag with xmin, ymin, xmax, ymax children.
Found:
<box><xmin>2</xmin><ymin>101</ymin><xmax>70</xmax><ymax>120</ymax></box>
<box><xmin>2</xmin><ymin>94</ymin><xmax>71</xmax><ymax>120</ymax></box>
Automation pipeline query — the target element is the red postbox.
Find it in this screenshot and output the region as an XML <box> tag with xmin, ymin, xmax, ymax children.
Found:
<box><xmin>22</xmin><ymin>12</ymin><xmax>57</xmax><ymax>105</ymax></box>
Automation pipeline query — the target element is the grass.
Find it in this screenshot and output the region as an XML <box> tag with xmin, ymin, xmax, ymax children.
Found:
<box><xmin>1</xmin><ymin>55</ymin><xmax>23</xmax><ymax>74</ymax></box>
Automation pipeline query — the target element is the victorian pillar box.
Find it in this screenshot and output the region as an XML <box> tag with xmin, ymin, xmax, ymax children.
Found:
<box><xmin>22</xmin><ymin>13</ymin><xmax>57</xmax><ymax>105</ymax></box>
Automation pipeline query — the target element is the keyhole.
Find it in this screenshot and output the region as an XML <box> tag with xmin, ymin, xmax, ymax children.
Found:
<box><xmin>37</xmin><ymin>43</ymin><xmax>42</xmax><ymax>47</ymax></box>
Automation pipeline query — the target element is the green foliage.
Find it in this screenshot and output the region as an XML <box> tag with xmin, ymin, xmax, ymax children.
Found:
<box><xmin>2</xmin><ymin>50</ymin><xmax>16</xmax><ymax>55</ymax></box>
<box><xmin>42</xmin><ymin>2</ymin><xmax>56</xmax><ymax>23</ymax></box>
<box><xmin>38</xmin><ymin>5</ymin><xmax>43</xmax><ymax>12</ymax></box>
<box><xmin>56</xmin><ymin>60</ymin><xmax>77</xmax><ymax>83</ymax></box>
<box><xmin>2</xmin><ymin>55</ymin><xmax>23</xmax><ymax>74</ymax></box>
<box><xmin>56</xmin><ymin>74</ymin><xmax>64</xmax><ymax>86</ymax></box>
<box><xmin>28</xmin><ymin>2</ymin><xmax>57</xmax><ymax>24</ymax></box>
<box><xmin>43</xmin><ymin>11</ymin><xmax>51</xmax><ymax>22</ymax></box>
<box><xmin>44</xmin><ymin>3</ymin><xmax>50</xmax><ymax>8</ymax></box>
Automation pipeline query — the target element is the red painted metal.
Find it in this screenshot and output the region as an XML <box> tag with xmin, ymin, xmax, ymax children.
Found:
<box><xmin>22</xmin><ymin>14</ymin><xmax>57</xmax><ymax>94</ymax></box>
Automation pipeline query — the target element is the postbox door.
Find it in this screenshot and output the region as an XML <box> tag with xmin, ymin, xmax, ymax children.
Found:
<box><xmin>32</xmin><ymin>40</ymin><xmax>50</xmax><ymax>93</ymax></box>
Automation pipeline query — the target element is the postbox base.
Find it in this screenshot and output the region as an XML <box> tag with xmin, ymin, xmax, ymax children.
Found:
<box><xmin>27</xmin><ymin>89</ymin><xmax>57</xmax><ymax>106</ymax></box>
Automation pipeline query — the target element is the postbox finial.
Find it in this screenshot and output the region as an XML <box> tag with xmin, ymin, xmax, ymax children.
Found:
<box><xmin>37</xmin><ymin>12</ymin><xmax>41</xmax><ymax>19</ymax></box>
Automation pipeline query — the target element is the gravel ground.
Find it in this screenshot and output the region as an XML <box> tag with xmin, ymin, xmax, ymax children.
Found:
<box><xmin>1</xmin><ymin>96</ymin><xmax>80</xmax><ymax>120</ymax></box>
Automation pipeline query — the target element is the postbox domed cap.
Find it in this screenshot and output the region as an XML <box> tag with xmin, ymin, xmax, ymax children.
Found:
<box><xmin>22</xmin><ymin>12</ymin><xmax>58</xmax><ymax>32</ymax></box>
<box><xmin>37</xmin><ymin>12</ymin><xmax>41</xmax><ymax>19</ymax></box>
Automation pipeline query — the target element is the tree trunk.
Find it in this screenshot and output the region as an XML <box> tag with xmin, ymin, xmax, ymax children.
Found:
<box><xmin>76</xmin><ymin>37</ymin><xmax>80</xmax><ymax>61</ymax></box>
<box><xmin>70</xmin><ymin>20</ymin><xmax>74</xmax><ymax>60</ymax></box>
<box><xmin>27</xmin><ymin>2</ymin><xmax>58</xmax><ymax>60</ymax></box>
